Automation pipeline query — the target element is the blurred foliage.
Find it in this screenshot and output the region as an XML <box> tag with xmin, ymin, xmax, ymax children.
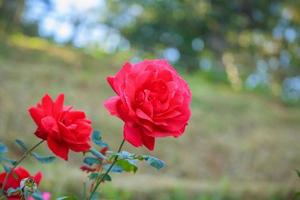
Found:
<box><xmin>1</xmin><ymin>0</ymin><xmax>300</xmax><ymax>101</ymax></box>
<box><xmin>105</xmin><ymin>0</ymin><xmax>300</xmax><ymax>100</ymax></box>
<box><xmin>0</xmin><ymin>0</ymin><xmax>24</xmax><ymax>33</ymax></box>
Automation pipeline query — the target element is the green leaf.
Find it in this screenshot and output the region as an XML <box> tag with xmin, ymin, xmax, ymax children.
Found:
<box><xmin>135</xmin><ymin>155</ymin><xmax>145</xmax><ymax>161</ymax></box>
<box><xmin>102</xmin><ymin>174</ymin><xmax>111</xmax><ymax>181</ymax></box>
<box><xmin>56</xmin><ymin>196</ymin><xmax>78</xmax><ymax>200</ymax></box>
<box><xmin>104</xmin><ymin>164</ymin><xmax>123</xmax><ymax>173</ymax></box>
<box><xmin>296</xmin><ymin>169</ymin><xmax>300</xmax><ymax>178</ymax></box>
<box><xmin>88</xmin><ymin>172</ymin><xmax>111</xmax><ymax>182</ymax></box>
<box><xmin>83</xmin><ymin>156</ymin><xmax>101</xmax><ymax>166</ymax></box>
<box><xmin>88</xmin><ymin>172</ymin><xmax>99</xmax><ymax>180</ymax></box>
<box><xmin>0</xmin><ymin>143</ymin><xmax>7</xmax><ymax>153</ymax></box>
<box><xmin>115</xmin><ymin>159</ymin><xmax>138</xmax><ymax>173</ymax></box>
<box><xmin>15</xmin><ymin>139</ymin><xmax>28</xmax><ymax>151</ymax></box>
<box><xmin>117</xmin><ymin>151</ymin><xmax>134</xmax><ymax>160</ymax></box>
<box><xmin>31</xmin><ymin>152</ymin><xmax>56</xmax><ymax>163</ymax></box>
<box><xmin>90</xmin><ymin>148</ymin><xmax>106</xmax><ymax>160</ymax></box>
<box><xmin>92</xmin><ymin>130</ymin><xmax>108</xmax><ymax>147</ymax></box>
<box><xmin>144</xmin><ymin>156</ymin><xmax>165</xmax><ymax>170</ymax></box>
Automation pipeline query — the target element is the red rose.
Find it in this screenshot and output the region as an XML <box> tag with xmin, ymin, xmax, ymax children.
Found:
<box><xmin>0</xmin><ymin>167</ymin><xmax>42</xmax><ymax>200</ymax></box>
<box><xmin>29</xmin><ymin>94</ymin><xmax>92</xmax><ymax>160</ymax></box>
<box><xmin>104</xmin><ymin>59</ymin><xmax>191</xmax><ymax>150</ymax></box>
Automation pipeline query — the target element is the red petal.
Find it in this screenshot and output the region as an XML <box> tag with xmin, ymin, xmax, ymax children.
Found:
<box><xmin>0</xmin><ymin>171</ymin><xmax>7</xmax><ymax>190</ymax></box>
<box><xmin>34</xmin><ymin>129</ymin><xmax>48</xmax><ymax>140</ymax></box>
<box><xmin>136</xmin><ymin>109</ymin><xmax>153</xmax><ymax>122</ymax></box>
<box><xmin>57</xmin><ymin>122</ymin><xmax>77</xmax><ymax>143</ymax></box>
<box><xmin>65</xmin><ymin>111</ymin><xmax>86</xmax><ymax>122</ymax></box>
<box><xmin>68</xmin><ymin>143</ymin><xmax>91</xmax><ymax>152</ymax></box>
<box><xmin>28</xmin><ymin>107</ymin><xmax>44</xmax><ymax>127</ymax></box>
<box><xmin>107</xmin><ymin>62</ymin><xmax>132</xmax><ymax>94</ymax></box>
<box><xmin>47</xmin><ymin>137</ymin><xmax>69</xmax><ymax>160</ymax></box>
<box><xmin>135</xmin><ymin>70</ymin><xmax>152</xmax><ymax>87</ymax></box>
<box><xmin>104</xmin><ymin>96</ymin><xmax>120</xmax><ymax>116</ymax></box>
<box><xmin>142</xmin><ymin>134</ymin><xmax>155</xmax><ymax>151</ymax></box>
<box><xmin>100</xmin><ymin>147</ymin><xmax>108</xmax><ymax>155</ymax></box>
<box><xmin>41</xmin><ymin>94</ymin><xmax>54</xmax><ymax>115</ymax></box>
<box><xmin>41</xmin><ymin>116</ymin><xmax>58</xmax><ymax>133</ymax></box>
<box><xmin>33</xmin><ymin>172</ymin><xmax>42</xmax><ymax>185</ymax></box>
<box><xmin>107</xmin><ymin>76</ymin><xmax>117</xmax><ymax>94</ymax></box>
<box><xmin>156</xmin><ymin>110</ymin><xmax>181</xmax><ymax>119</ymax></box>
<box><xmin>76</xmin><ymin>123</ymin><xmax>92</xmax><ymax>142</ymax></box>
<box><xmin>124</xmin><ymin>123</ymin><xmax>143</xmax><ymax>147</ymax></box>
<box><xmin>80</xmin><ymin>166</ymin><xmax>96</xmax><ymax>173</ymax></box>
<box><xmin>53</xmin><ymin>94</ymin><xmax>64</xmax><ymax>118</ymax></box>
<box><xmin>0</xmin><ymin>171</ymin><xmax>6</xmax><ymax>182</ymax></box>
<box><xmin>157</xmin><ymin>69</ymin><xmax>173</xmax><ymax>81</ymax></box>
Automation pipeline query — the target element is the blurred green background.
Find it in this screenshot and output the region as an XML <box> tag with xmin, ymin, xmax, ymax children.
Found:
<box><xmin>0</xmin><ymin>0</ymin><xmax>300</xmax><ymax>199</ymax></box>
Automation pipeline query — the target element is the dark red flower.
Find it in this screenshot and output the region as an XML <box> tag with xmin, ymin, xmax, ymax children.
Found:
<box><xmin>0</xmin><ymin>167</ymin><xmax>42</xmax><ymax>200</ymax></box>
<box><xmin>80</xmin><ymin>166</ymin><xmax>97</xmax><ymax>173</ymax></box>
<box><xmin>104</xmin><ymin>59</ymin><xmax>191</xmax><ymax>150</ymax></box>
<box><xmin>99</xmin><ymin>147</ymin><xmax>108</xmax><ymax>155</ymax></box>
<box><xmin>29</xmin><ymin>94</ymin><xmax>92</xmax><ymax>160</ymax></box>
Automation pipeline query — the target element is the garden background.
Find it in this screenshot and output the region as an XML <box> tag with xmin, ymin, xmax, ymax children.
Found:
<box><xmin>0</xmin><ymin>0</ymin><xmax>300</xmax><ymax>199</ymax></box>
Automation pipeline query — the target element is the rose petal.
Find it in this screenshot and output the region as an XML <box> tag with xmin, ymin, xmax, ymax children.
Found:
<box><xmin>124</xmin><ymin>123</ymin><xmax>143</xmax><ymax>147</ymax></box>
<box><xmin>34</xmin><ymin>129</ymin><xmax>48</xmax><ymax>140</ymax></box>
<box><xmin>41</xmin><ymin>94</ymin><xmax>53</xmax><ymax>115</ymax></box>
<box><xmin>141</xmin><ymin>134</ymin><xmax>155</xmax><ymax>150</ymax></box>
<box><xmin>104</xmin><ymin>96</ymin><xmax>120</xmax><ymax>116</ymax></box>
<box><xmin>136</xmin><ymin>109</ymin><xmax>153</xmax><ymax>122</ymax></box>
<box><xmin>41</xmin><ymin>116</ymin><xmax>58</xmax><ymax>133</ymax></box>
<box><xmin>75</xmin><ymin>122</ymin><xmax>92</xmax><ymax>137</ymax></box>
<box><xmin>28</xmin><ymin>107</ymin><xmax>44</xmax><ymax>127</ymax></box>
<box><xmin>68</xmin><ymin>143</ymin><xmax>91</xmax><ymax>152</ymax></box>
<box><xmin>107</xmin><ymin>76</ymin><xmax>116</xmax><ymax>93</ymax></box>
<box><xmin>47</xmin><ymin>137</ymin><xmax>69</xmax><ymax>160</ymax></box>
<box><xmin>53</xmin><ymin>94</ymin><xmax>64</xmax><ymax>118</ymax></box>
<box><xmin>33</xmin><ymin>172</ymin><xmax>42</xmax><ymax>185</ymax></box>
<box><xmin>65</xmin><ymin>111</ymin><xmax>86</xmax><ymax>122</ymax></box>
<box><xmin>57</xmin><ymin>122</ymin><xmax>77</xmax><ymax>143</ymax></box>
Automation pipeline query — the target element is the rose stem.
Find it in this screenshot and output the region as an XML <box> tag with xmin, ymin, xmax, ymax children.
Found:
<box><xmin>88</xmin><ymin>139</ymin><xmax>125</xmax><ymax>200</ymax></box>
<box><xmin>0</xmin><ymin>140</ymin><xmax>45</xmax><ymax>194</ymax></box>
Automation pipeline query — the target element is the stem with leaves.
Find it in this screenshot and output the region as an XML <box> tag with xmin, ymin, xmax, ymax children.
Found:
<box><xmin>0</xmin><ymin>140</ymin><xmax>44</xmax><ymax>194</ymax></box>
<box><xmin>88</xmin><ymin>139</ymin><xmax>125</xmax><ymax>200</ymax></box>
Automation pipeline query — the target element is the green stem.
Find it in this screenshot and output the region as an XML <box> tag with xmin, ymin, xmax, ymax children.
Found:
<box><xmin>0</xmin><ymin>140</ymin><xmax>45</xmax><ymax>195</ymax></box>
<box><xmin>88</xmin><ymin>139</ymin><xmax>125</xmax><ymax>200</ymax></box>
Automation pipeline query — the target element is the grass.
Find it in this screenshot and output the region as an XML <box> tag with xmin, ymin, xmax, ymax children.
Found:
<box><xmin>0</xmin><ymin>34</ymin><xmax>300</xmax><ymax>199</ymax></box>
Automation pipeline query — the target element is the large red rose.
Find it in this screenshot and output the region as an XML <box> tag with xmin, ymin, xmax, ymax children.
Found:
<box><xmin>0</xmin><ymin>167</ymin><xmax>42</xmax><ymax>200</ymax></box>
<box><xmin>29</xmin><ymin>94</ymin><xmax>92</xmax><ymax>160</ymax></box>
<box><xmin>104</xmin><ymin>59</ymin><xmax>191</xmax><ymax>150</ymax></box>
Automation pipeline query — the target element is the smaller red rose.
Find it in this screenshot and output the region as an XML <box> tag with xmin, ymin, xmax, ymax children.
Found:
<box><xmin>0</xmin><ymin>166</ymin><xmax>42</xmax><ymax>200</ymax></box>
<box><xmin>29</xmin><ymin>94</ymin><xmax>92</xmax><ymax>160</ymax></box>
